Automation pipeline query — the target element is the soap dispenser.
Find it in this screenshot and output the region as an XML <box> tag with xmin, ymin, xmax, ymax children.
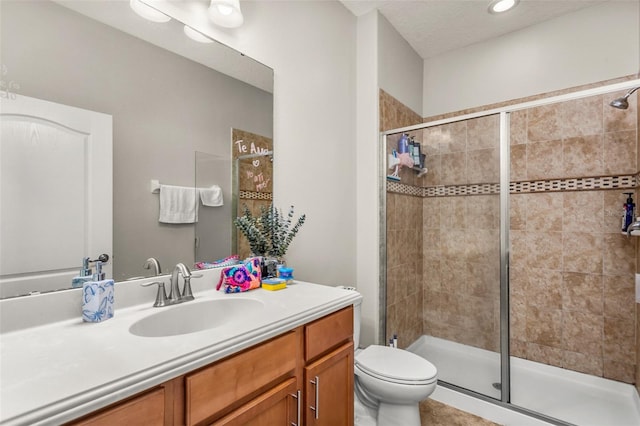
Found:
<box><xmin>72</xmin><ymin>257</ymin><xmax>93</xmax><ymax>288</ymax></box>
<box><xmin>82</xmin><ymin>261</ymin><xmax>115</xmax><ymax>323</ymax></box>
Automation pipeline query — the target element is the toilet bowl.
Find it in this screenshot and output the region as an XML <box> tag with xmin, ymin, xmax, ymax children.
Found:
<box><xmin>343</xmin><ymin>287</ymin><xmax>438</xmax><ymax>426</ymax></box>
<box><xmin>355</xmin><ymin>345</ymin><xmax>437</xmax><ymax>425</ymax></box>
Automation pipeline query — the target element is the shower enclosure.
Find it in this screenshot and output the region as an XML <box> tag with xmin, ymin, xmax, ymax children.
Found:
<box><xmin>380</xmin><ymin>79</ymin><xmax>640</xmax><ymax>425</ymax></box>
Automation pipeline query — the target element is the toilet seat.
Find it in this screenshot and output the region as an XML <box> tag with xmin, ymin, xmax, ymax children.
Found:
<box><xmin>355</xmin><ymin>345</ymin><xmax>437</xmax><ymax>386</ymax></box>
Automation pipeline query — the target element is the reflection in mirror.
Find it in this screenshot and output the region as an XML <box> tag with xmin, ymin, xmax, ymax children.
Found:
<box><xmin>231</xmin><ymin>129</ymin><xmax>274</xmax><ymax>259</ymax></box>
<box><xmin>0</xmin><ymin>95</ymin><xmax>112</xmax><ymax>298</ymax></box>
<box><xmin>194</xmin><ymin>151</ymin><xmax>232</xmax><ymax>263</ymax></box>
<box><xmin>0</xmin><ymin>0</ymin><xmax>273</xmax><ymax>298</ymax></box>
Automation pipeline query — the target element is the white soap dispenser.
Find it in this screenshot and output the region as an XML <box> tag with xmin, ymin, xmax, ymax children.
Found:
<box><xmin>82</xmin><ymin>261</ymin><xmax>115</xmax><ymax>323</ymax></box>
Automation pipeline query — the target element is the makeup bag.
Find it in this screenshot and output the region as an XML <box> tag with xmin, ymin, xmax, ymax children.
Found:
<box><xmin>216</xmin><ymin>257</ymin><xmax>262</xmax><ymax>293</ymax></box>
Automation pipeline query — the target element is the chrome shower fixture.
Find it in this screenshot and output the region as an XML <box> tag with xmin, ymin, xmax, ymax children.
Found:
<box><xmin>609</xmin><ymin>86</ymin><xmax>640</xmax><ymax>109</ymax></box>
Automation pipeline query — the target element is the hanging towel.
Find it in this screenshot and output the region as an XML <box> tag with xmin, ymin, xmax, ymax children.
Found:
<box><xmin>199</xmin><ymin>185</ymin><xmax>223</xmax><ymax>207</ymax></box>
<box><xmin>159</xmin><ymin>184</ymin><xmax>198</xmax><ymax>224</ymax></box>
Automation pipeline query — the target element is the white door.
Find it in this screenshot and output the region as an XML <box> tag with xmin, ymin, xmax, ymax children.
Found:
<box><xmin>0</xmin><ymin>94</ymin><xmax>112</xmax><ymax>297</ymax></box>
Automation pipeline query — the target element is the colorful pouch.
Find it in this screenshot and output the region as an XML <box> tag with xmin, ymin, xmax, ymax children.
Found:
<box><xmin>195</xmin><ymin>255</ymin><xmax>240</xmax><ymax>270</ymax></box>
<box><xmin>216</xmin><ymin>257</ymin><xmax>262</xmax><ymax>293</ymax></box>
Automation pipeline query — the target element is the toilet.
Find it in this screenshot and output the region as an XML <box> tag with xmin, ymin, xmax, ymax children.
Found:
<box><xmin>352</xmin><ymin>295</ymin><xmax>437</xmax><ymax>426</ymax></box>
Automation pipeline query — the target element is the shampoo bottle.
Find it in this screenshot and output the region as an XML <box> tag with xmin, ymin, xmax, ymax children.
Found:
<box><xmin>82</xmin><ymin>261</ymin><xmax>115</xmax><ymax>323</ymax></box>
<box><xmin>398</xmin><ymin>133</ymin><xmax>409</xmax><ymax>154</ymax></box>
<box><xmin>623</xmin><ymin>192</ymin><xmax>635</xmax><ymax>232</ymax></box>
<box><xmin>71</xmin><ymin>257</ymin><xmax>93</xmax><ymax>288</ymax></box>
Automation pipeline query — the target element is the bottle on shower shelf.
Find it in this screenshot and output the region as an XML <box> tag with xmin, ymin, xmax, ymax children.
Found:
<box><xmin>411</xmin><ymin>137</ymin><xmax>421</xmax><ymax>167</ymax></box>
<box><xmin>622</xmin><ymin>192</ymin><xmax>635</xmax><ymax>232</ymax></box>
<box><xmin>398</xmin><ymin>133</ymin><xmax>409</xmax><ymax>154</ymax></box>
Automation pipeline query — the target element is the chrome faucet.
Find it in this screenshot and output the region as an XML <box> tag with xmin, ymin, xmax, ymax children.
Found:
<box><xmin>141</xmin><ymin>281</ymin><xmax>170</xmax><ymax>307</ymax></box>
<box><xmin>168</xmin><ymin>263</ymin><xmax>188</xmax><ymax>304</ymax></box>
<box><xmin>142</xmin><ymin>263</ymin><xmax>202</xmax><ymax>307</ymax></box>
<box><xmin>143</xmin><ymin>257</ymin><xmax>162</xmax><ymax>276</ymax></box>
<box><xmin>168</xmin><ymin>263</ymin><xmax>203</xmax><ymax>304</ymax></box>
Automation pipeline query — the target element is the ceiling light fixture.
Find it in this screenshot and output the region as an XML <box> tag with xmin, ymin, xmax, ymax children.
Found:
<box><xmin>129</xmin><ymin>0</ymin><xmax>171</xmax><ymax>23</ymax></box>
<box><xmin>208</xmin><ymin>0</ymin><xmax>244</xmax><ymax>28</ymax></box>
<box><xmin>183</xmin><ymin>26</ymin><xmax>214</xmax><ymax>43</ymax></box>
<box><xmin>488</xmin><ymin>0</ymin><xmax>519</xmax><ymax>14</ymax></box>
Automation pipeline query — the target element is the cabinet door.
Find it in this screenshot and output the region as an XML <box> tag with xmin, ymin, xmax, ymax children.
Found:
<box><xmin>211</xmin><ymin>378</ymin><xmax>300</xmax><ymax>426</ymax></box>
<box><xmin>304</xmin><ymin>342</ymin><xmax>354</xmax><ymax>426</ymax></box>
<box><xmin>185</xmin><ymin>331</ymin><xmax>298</xmax><ymax>425</ymax></box>
<box><xmin>68</xmin><ymin>387</ymin><xmax>165</xmax><ymax>426</ymax></box>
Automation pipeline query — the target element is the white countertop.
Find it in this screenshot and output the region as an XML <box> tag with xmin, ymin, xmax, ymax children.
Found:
<box><xmin>0</xmin><ymin>279</ymin><xmax>361</xmax><ymax>425</ymax></box>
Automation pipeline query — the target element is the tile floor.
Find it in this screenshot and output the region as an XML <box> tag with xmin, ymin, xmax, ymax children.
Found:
<box><xmin>420</xmin><ymin>400</ymin><xmax>501</xmax><ymax>426</ymax></box>
<box><xmin>355</xmin><ymin>391</ymin><xmax>500</xmax><ymax>426</ymax></box>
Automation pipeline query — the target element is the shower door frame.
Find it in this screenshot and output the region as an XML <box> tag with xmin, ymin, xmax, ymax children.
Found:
<box><xmin>378</xmin><ymin>77</ymin><xmax>640</xmax><ymax>424</ymax></box>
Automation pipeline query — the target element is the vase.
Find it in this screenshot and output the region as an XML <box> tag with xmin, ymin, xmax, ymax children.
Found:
<box><xmin>261</xmin><ymin>256</ymin><xmax>286</xmax><ymax>278</ymax></box>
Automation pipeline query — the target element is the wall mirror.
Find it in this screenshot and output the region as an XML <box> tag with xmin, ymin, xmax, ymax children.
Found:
<box><xmin>0</xmin><ymin>0</ymin><xmax>274</xmax><ymax>298</ymax></box>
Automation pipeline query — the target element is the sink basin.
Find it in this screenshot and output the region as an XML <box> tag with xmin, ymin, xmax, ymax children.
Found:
<box><xmin>129</xmin><ymin>298</ymin><xmax>264</xmax><ymax>337</ymax></box>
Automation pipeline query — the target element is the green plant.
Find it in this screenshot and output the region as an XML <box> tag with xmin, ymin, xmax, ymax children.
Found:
<box><xmin>234</xmin><ymin>204</ymin><xmax>306</xmax><ymax>258</ymax></box>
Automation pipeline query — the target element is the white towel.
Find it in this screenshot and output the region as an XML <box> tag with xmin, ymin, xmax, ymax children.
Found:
<box><xmin>199</xmin><ymin>185</ymin><xmax>223</xmax><ymax>207</ymax></box>
<box><xmin>159</xmin><ymin>184</ymin><xmax>198</xmax><ymax>224</ymax></box>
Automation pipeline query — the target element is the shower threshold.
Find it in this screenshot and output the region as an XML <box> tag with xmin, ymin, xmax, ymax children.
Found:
<box><xmin>409</xmin><ymin>335</ymin><xmax>640</xmax><ymax>426</ymax></box>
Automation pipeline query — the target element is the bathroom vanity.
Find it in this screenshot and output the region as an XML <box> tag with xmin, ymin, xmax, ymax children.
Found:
<box><xmin>0</xmin><ymin>274</ymin><xmax>360</xmax><ymax>426</ymax></box>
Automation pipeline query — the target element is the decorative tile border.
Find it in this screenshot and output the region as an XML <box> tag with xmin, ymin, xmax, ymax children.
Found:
<box><xmin>239</xmin><ymin>190</ymin><xmax>273</xmax><ymax>200</ymax></box>
<box><xmin>386</xmin><ymin>174</ymin><xmax>638</xmax><ymax>197</ymax></box>
<box><xmin>423</xmin><ymin>183</ymin><xmax>501</xmax><ymax>197</ymax></box>
<box><xmin>511</xmin><ymin>175</ymin><xmax>637</xmax><ymax>193</ymax></box>
<box><xmin>387</xmin><ymin>181</ymin><xmax>423</xmax><ymax>197</ymax></box>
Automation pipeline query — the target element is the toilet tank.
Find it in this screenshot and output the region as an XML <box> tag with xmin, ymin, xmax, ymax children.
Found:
<box><xmin>337</xmin><ymin>286</ymin><xmax>361</xmax><ymax>349</ymax></box>
<box><xmin>353</xmin><ymin>296</ymin><xmax>361</xmax><ymax>349</ymax></box>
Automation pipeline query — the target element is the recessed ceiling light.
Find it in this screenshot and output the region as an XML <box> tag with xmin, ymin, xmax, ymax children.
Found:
<box><xmin>488</xmin><ymin>0</ymin><xmax>519</xmax><ymax>14</ymax></box>
<box><xmin>130</xmin><ymin>0</ymin><xmax>171</xmax><ymax>23</ymax></box>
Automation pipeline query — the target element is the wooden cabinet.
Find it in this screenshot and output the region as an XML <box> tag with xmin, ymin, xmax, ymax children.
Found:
<box><xmin>303</xmin><ymin>307</ymin><xmax>354</xmax><ymax>426</ymax></box>
<box><xmin>67</xmin><ymin>387</ymin><xmax>166</xmax><ymax>426</ymax></box>
<box><xmin>185</xmin><ymin>330</ymin><xmax>301</xmax><ymax>425</ymax></box>
<box><xmin>211</xmin><ymin>377</ymin><xmax>299</xmax><ymax>426</ymax></box>
<box><xmin>66</xmin><ymin>306</ymin><xmax>354</xmax><ymax>426</ymax></box>
<box><xmin>304</xmin><ymin>342</ymin><xmax>354</xmax><ymax>426</ymax></box>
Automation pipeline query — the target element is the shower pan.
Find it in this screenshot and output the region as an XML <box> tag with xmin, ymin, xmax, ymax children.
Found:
<box><xmin>380</xmin><ymin>79</ymin><xmax>640</xmax><ymax>426</ymax></box>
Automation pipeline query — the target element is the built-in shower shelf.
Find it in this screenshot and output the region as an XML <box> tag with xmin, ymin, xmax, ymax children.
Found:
<box><xmin>622</xmin><ymin>230</ymin><xmax>640</xmax><ymax>237</ymax></box>
<box><xmin>412</xmin><ymin>166</ymin><xmax>428</xmax><ymax>178</ymax></box>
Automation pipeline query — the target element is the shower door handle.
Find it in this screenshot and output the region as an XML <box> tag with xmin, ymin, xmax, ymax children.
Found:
<box><xmin>309</xmin><ymin>375</ymin><xmax>320</xmax><ymax>419</ymax></box>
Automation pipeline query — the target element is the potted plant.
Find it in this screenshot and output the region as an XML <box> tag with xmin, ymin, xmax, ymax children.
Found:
<box><xmin>234</xmin><ymin>204</ymin><xmax>306</xmax><ymax>269</ymax></box>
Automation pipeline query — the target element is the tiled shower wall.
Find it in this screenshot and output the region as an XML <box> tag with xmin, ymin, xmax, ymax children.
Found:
<box><xmin>637</xmin><ymin>92</ymin><xmax>640</xmax><ymax>393</ymax></box>
<box><xmin>381</xmin><ymin>89</ymin><xmax>424</xmax><ymax>348</ymax></box>
<box><xmin>508</xmin><ymin>94</ymin><xmax>637</xmax><ymax>383</ymax></box>
<box><xmin>383</xmin><ymin>77</ymin><xmax>639</xmax><ymax>383</ymax></box>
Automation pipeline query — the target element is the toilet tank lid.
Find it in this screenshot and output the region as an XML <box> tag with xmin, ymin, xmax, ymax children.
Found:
<box><xmin>355</xmin><ymin>345</ymin><xmax>437</xmax><ymax>382</ymax></box>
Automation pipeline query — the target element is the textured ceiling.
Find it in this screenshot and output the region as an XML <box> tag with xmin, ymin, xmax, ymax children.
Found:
<box><xmin>341</xmin><ymin>0</ymin><xmax>606</xmax><ymax>58</ymax></box>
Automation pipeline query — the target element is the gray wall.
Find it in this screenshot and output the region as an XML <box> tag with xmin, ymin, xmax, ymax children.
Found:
<box><xmin>377</xmin><ymin>12</ymin><xmax>423</xmax><ymax>116</ymax></box>
<box><xmin>1</xmin><ymin>1</ymin><xmax>273</xmax><ymax>281</ymax></box>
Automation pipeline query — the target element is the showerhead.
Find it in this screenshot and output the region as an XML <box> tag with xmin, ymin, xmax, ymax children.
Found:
<box><xmin>609</xmin><ymin>86</ymin><xmax>640</xmax><ymax>110</ymax></box>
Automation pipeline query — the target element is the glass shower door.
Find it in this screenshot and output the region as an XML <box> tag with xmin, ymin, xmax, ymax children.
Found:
<box><xmin>418</xmin><ymin>113</ymin><xmax>504</xmax><ymax>399</ymax></box>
